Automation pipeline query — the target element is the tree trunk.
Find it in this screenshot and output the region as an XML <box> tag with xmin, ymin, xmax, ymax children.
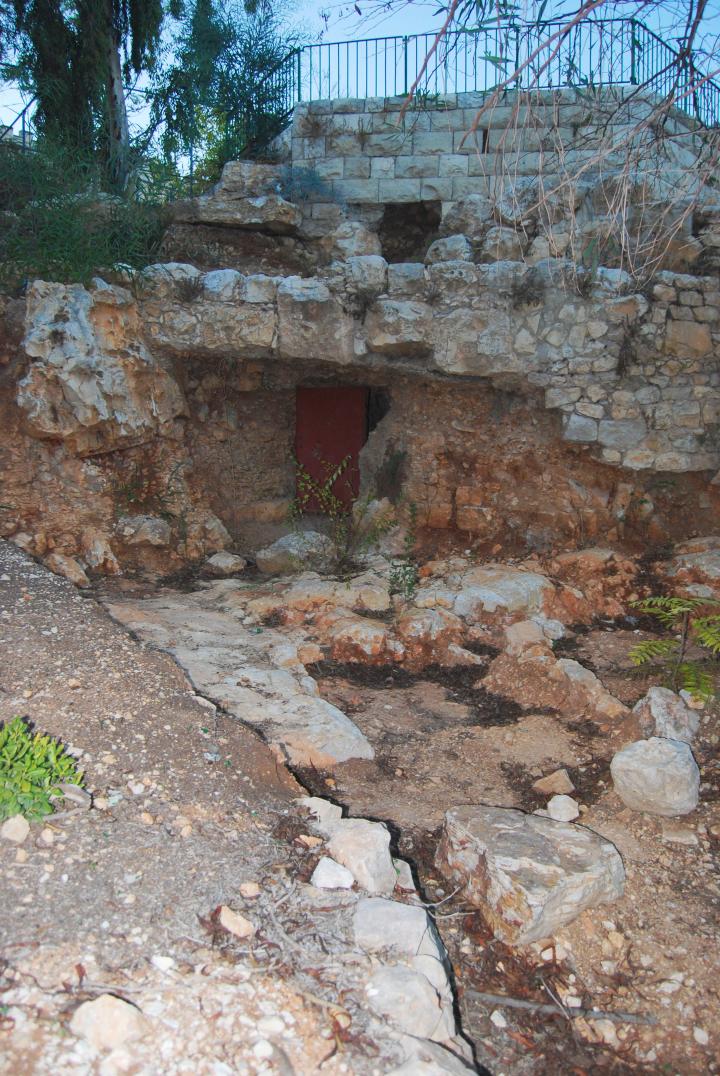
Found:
<box><xmin>106</xmin><ymin>25</ymin><xmax>130</xmax><ymax>191</ymax></box>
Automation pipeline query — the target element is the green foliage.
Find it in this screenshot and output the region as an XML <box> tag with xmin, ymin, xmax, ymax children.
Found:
<box><xmin>0</xmin><ymin>716</ymin><xmax>84</xmax><ymax>821</ymax></box>
<box><xmin>0</xmin><ymin>141</ymin><xmax>168</xmax><ymax>290</ymax></box>
<box><xmin>152</xmin><ymin>0</ymin><xmax>299</xmax><ymax>185</ymax></box>
<box><xmin>290</xmin><ymin>455</ymin><xmax>397</xmax><ymax>577</ymax></box>
<box><xmin>628</xmin><ymin>594</ymin><xmax>720</xmax><ymax>701</ymax></box>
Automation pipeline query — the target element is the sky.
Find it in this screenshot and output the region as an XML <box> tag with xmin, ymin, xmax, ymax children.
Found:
<box><xmin>2</xmin><ymin>1</ymin><xmax>720</xmax><ymax>133</ymax></box>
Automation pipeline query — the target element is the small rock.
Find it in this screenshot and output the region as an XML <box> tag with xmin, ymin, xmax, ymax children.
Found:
<box><xmin>296</xmin><ymin>833</ymin><xmax>323</xmax><ymax>849</ymax></box>
<box><xmin>393</xmin><ymin>858</ymin><xmax>416</xmax><ymax>892</ymax></box>
<box><xmin>661</xmin><ymin>822</ymin><xmax>699</xmax><ymax>846</ymax></box>
<box><xmin>694</xmin><ymin>1027</ymin><xmax>709</xmax><ymax>1045</ymax></box>
<box><xmin>490</xmin><ymin>1009</ymin><xmax>508</xmax><ymax>1029</ymax></box>
<box><xmin>70</xmin><ymin>994</ymin><xmax>148</xmax><ymax>1051</ymax></box>
<box><xmin>610</xmin><ymin>737</ymin><xmax>700</xmax><ymax>816</ymax></box>
<box><xmin>297</xmin><ymin>795</ymin><xmax>343</xmax><ymax>835</ymax></box>
<box><xmin>239</xmin><ymin>881</ymin><xmax>260</xmax><ymax>899</ymax></box>
<box><xmin>217</xmin><ymin>905</ymin><xmax>255</xmax><ymax>939</ymax></box>
<box><xmin>1</xmin><ymin>815</ymin><xmax>30</xmax><ymax>844</ymax></box>
<box><xmin>532</xmin><ymin>768</ymin><xmax>575</xmax><ymax>796</ymax></box>
<box><xmin>39</xmin><ymin>827</ymin><xmax>54</xmax><ymax>845</ymax></box>
<box><xmin>58</xmin><ymin>783</ymin><xmax>92</xmax><ymax>808</ymax></box>
<box><xmin>204</xmin><ymin>552</ymin><xmax>247</xmax><ymax>577</ymax></box>
<box><xmin>252</xmin><ymin>1039</ymin><xmax>274</xmax><ymax>1060</ymax></box>
<box><xmin>327</xmin><ymin>818</ymin><xmax>396</xmax><ymax>895</ymax></box>
<box><xmin>44</xmin><ymin>553</ymin><xmax>90</xmax><ymax>588</ymax></box>
<box><xmin>310</xmin><ymin>856</ymin><xmax>355</xmax><ymax>889</ymax></box>
<box><xmin>633</xmin><ymin>686</ymin><xmax>700</xmax><ymax>744</ymax></box>
<box><xmin>547</xmin><ymin>795</ymin><xmax>580</xmax><ymax>822</ymax></box>
<box><xmin>67</xmin><ymin>678</ymin><xmax>82</xmax><ymax>690</ymax></box>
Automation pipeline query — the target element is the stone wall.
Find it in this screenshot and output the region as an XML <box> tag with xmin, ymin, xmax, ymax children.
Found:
<box><xmin>284</xmin><ymin>89</ymin><xmax>707</xmax><ymax>243</ymax></box>
<box><xmin>134</xmin><ymin>257</ymin><xmax>720</xmax><ymax>474</ymax></box>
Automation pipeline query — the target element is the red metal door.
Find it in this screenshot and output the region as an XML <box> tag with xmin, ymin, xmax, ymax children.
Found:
<box><xmin>295</xmin><ymin>387</ymin><xmax>369</xmax><ymax>509</ymax></box>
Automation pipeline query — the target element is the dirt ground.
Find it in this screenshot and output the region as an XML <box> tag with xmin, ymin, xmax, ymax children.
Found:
<box><xmin>2</xmin><ymin>539</ymin><xmax>719</xmax><ymax>1075</ymax></box>
<box><xmin>300</xmin><ymin>633</ymin><xmax>720</xmax><ymax>1074</ymax></box>
<box><xmin>0</xmin><ymin>542</ymin><xmax>412</xmax><ymax>1076</ymax></box>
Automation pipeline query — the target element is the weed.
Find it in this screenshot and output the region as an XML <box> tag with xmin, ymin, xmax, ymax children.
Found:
<box><xmin>297</xmin><ymin>112</ymin><xmax>329</xmax><ymax>140</ymax></box>
<box><xmin>388</xmin><ymin>501</ymin><xmax>419</xmax><ymax>600</ymax></box>
<box><xmin>290</xmin><ymin>455</ymin><xmax>396</xmax><ymax>577</ymax></box>
<box><xmin>174</xmin><ymin>274</ymin><xmax>205</xmax><ymax>303</ymax></box>
<box><xmin>276</xmin><ymin>165</ymin><xmax>334</xmax><ymax>204</ymax></box>
<box><xmin>511</xmin><ymin>267</ymin><xmax>545</xmax><ymax>308</ymax></box>
<box><xmin>0</xmin><ymin>716</ymin><xmax>84</xmax><ymax>821</ymax></box>
<box><xmin>628</xmin><ymin>594</ymin><xmax>720</xmax><ymax>701</ymax></box>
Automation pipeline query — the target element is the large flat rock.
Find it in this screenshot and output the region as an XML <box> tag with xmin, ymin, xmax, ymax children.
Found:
<box><xmin>436</xmin><ymin>805</ymin><xmax>625</xmax><ymax>945</ymax></box>
<box><xmin>104</xmin><ymin>590</ymin><xmax>373</xmax><ymax>768</ymax></box>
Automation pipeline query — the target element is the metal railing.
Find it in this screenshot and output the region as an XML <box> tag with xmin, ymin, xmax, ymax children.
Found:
<box><xmin>279</xmin><ymin>18</ymin><xmax>720</xmax><ymax>128</ymax></box>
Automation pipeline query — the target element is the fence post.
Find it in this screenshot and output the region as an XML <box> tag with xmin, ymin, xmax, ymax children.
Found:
<box><xmin>629</xmin><ymin>19</ymin><xmax>638</xmax><ymax>85</ymax></box>
<box><xmin>403</xmin><ymin>36</ymin><xmax>409</xmax><ymax>95</ymax></box>
<box><xmin>297</xmin><ymin>48</ymin><xmax>303</xmax><ymax>103</ymax></box>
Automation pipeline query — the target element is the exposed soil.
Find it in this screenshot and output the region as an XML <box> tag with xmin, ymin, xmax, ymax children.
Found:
<box><xmin>3</xmin><ymin>544</ymin><xmax>720</xmax><ymax>1074</ymax></box>
<box><xmin>0</xmin><ymin>543</ymin><xmax>408</xmax><ymax>1075</ymax></box>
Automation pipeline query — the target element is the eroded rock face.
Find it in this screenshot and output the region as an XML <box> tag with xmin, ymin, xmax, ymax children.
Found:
<box><xmin>18</xmin><ymin>281</ymin><xmax>186</xmax><ymax>457</ymax></box>
<box><xmin>436</xmin><ymin>805</ymin><xmax>625</xmax><ymax>945</ymax></box>
<box><xmin>255</xmin><ymin>531</ymin><xmax>333</xmax><ymax>574</ymax></box>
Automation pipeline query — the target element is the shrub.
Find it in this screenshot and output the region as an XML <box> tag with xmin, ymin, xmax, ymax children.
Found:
<box><xmin>628</xmin><ymin>594</ymin><xmax>720</xmax><ymax>701</ymax></box>
<box><xmin>0</xmin><ymin>142</ymin><xmax>168</xmax><ymax>292</ymax></box>
<box><xmin>0</xmin><ymin>716</ymin><xmax>84</xmax><ymax>821</ymax></box>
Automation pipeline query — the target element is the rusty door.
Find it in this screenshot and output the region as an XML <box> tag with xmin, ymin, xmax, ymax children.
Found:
<box><xmin>295</xmin><ymin>386</ymin><xmax>369</xmax><ymax>509</ymax></box>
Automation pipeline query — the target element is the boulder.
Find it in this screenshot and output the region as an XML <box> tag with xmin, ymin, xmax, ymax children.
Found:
<box><xmin>320</xmin><ymin>220</ymin><xmax>382</xmax><ymax>260</ymax></box>
<box><xmin>479</xmin><ymin>225</ymin><xmax>524</xmax><ymax>261</ymax></box>
<box><xmin>552</xmin><ymin>658</ymin><xmax>628</xmax><ymax>720</ymax></box>
<box><xmin>1</xmin><ymin>815</ymin><xmax>30</xmax><ymax>844</ymax></box>
<box><xmin>453</xmin><ymin>565</ymin><xmax>553</xmax><ymax>620</ymax></box>
<box><xmin>633</xmin><ymin>686</ymin><xmax>700</xmax><ymax>744</ymax></box>
<box><xmin>366</xmin><ymin>964</ymin><xmax>455</xmax><ymax>1042</ymax></box>
<box><xmin>440</xmin><ymin>194</ymin><xmax>493</xmax><ymax>238</ymax></box>
<box><xmin>504</xmin><ymin>619</ymin><xmax>546</xmax><ymax>656</ymax></box>
<box><xmin>395</xmin><ymin>608</ymin><xmax>464</xmax><ymax>664</ymax></box>
<box><xmin>277</xmin><ymin>276</ymin><xmax>355</xmax><ymax>363</ymax></box>
<box><xmin>184</xmin><ymin>162</ymin><xmax>302</xmax><ymax>233</ymax></box>
<box><xmin>353</xmin><ymin>897</ymin><xmax>444</xmax><ymax>960</ymax></box>
<box><xmin>44</xmin><ymin>553</ymin><xmax>90</xmax><ymax>588</ymax></box>
<box><xmin>436</xmin><ymin>805</ymin><xmax>625</xmax><ymax>945</ymax></box>
<box><xmin>204</xmin><ymin>551</ymin><xmax>247</xmax><ymax>578</ymax></box>
<box><xmin>327</xmin><ymin>819</ymin><xmax>396</xmax><ymax>895</ymax></box>
<box><xmin>610</xmin><ymin>737</ymin><xmax>700</xmax><ymax>816</ymax></box>
<box><xmin>18</xmin><ymin>281</ymin><xmax>186</xmax><ymax>457</ymax></box>
<box><xmin>116</xmin><ymin>515</ymin><xmax>171</xmax><ymax>547</ymax></box>
<box><xmin>255</xmin><ymin>531</ymin><xmax>333</xmax><ymax>574</ymax></box>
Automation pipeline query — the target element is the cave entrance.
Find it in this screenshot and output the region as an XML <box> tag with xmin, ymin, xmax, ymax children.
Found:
<box><xmin>377</xmin><ymin>200</ymin><xmax>441</xmax><ymax>262</ymax></box>
<box><xmin>295</xmin><ymin>386</ymin><xmax>370</xmax><ymax>509</ymax></box>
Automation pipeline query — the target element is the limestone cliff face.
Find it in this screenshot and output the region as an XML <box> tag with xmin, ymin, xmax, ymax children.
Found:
<box><xmin>18</xmin><ymin>281</ymin><xmax>186</xmax><ymax>456</ymax></box>
<box><xmin>2</xmin><ymin>150</ymin><xmax>720</xmax><ymax>578</ymax></box>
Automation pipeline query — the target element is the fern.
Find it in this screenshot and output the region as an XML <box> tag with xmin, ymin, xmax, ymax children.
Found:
<box><xmin>628</xmin><ymin>595</ymin><xmax>720</xmax><ymax>701</ymax></box>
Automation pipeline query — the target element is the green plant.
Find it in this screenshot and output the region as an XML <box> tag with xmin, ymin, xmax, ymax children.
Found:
<box><xmin>389</xmin><ymin>501</ymin><xmax>419</xmax><ymax>600</ymax></box>
<box><xmin>0</xmin><ymin>141</ymin><xmax>168</xmax><ymax>291</ymax></box>
<box><xmin>0</xmin><ymin>716</ymin><xmax>84</xmax><ymax>821</ymax></box>
<box><xmin>290</xmin><ymin>455</ymin><xmax>396</xmax><ymax>576</ymax></box>
<box><xmin>628</xmin><ymin>595</ymin><xmax>720</xmax><ymax>701</ymax></box>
